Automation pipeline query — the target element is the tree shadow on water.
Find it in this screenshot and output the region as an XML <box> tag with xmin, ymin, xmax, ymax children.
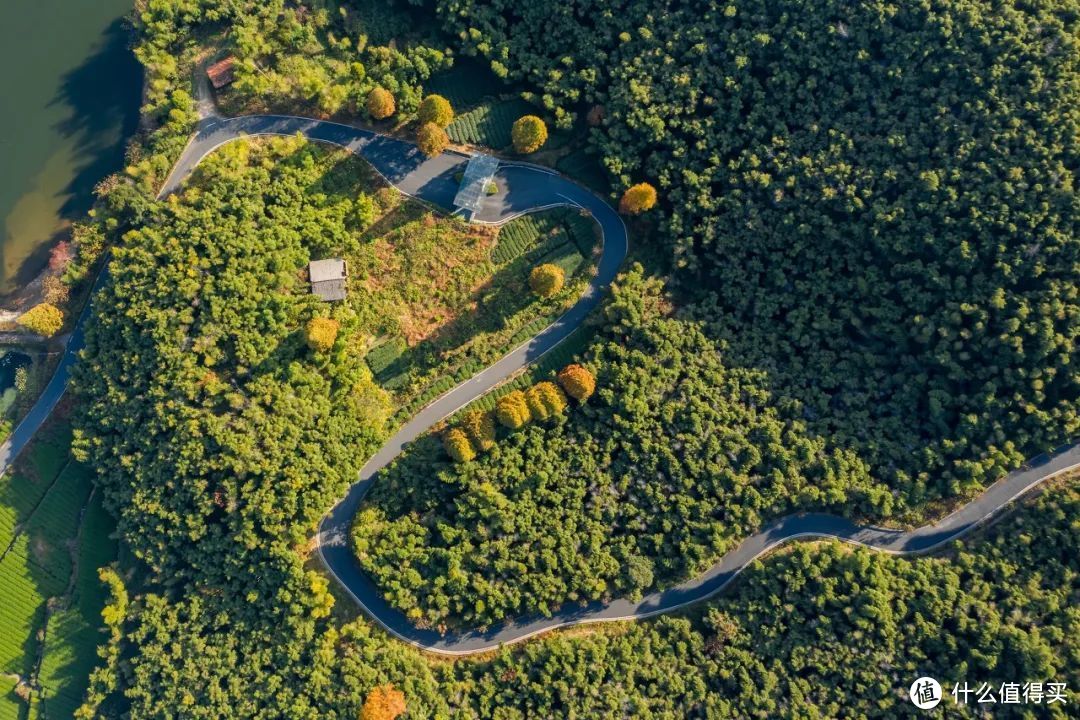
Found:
<box><xmin>7</xmin><ymin>17</ymin><xmax>140</xmax><ymax>291</ymax></box>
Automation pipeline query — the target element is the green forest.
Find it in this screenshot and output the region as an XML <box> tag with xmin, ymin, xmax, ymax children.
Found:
<box><xmin>56</xmin><ymin>480</ymin><xmax>1080</xmax><ymax>718</ymax></box>
<box><xmin>350</xmin><ymin>0</ymin><xmax>1080</xmax><ymax>626</ymax></box>
<box><xmin>3</xmin><ymin>0</ymin><xmax>1072</xmax><ymax>715</ymax></box>
<box><xmin>354</xmin><ymin>267</ymin><xmax>891</xmax><ymax>628</ymax></box>
<box><xmin>430</xmin><ymin>0</ymin><xmax>1080</xmax><ymax>503</ymax></box>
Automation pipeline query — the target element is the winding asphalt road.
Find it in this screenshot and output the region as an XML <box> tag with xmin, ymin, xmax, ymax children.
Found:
<box><xmin>3</xmin><ymin>111</ymin><xmax>1077</xmax><ymax>657</ymax></box>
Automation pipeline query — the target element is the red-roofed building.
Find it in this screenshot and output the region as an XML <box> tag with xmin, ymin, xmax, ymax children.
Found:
<box><xmin>206</xmin><ymin>56</ymin><xmax>237</xmax><ymax>90</ymax></box>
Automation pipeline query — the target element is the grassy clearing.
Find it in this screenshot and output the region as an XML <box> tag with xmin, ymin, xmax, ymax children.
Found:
<box><xmin>363</xmin><ymin>206</ymin><xmax>600</xmax><ymax>419</ymax></box>
<box><xmin>0</xmin><ymin>420</ymin><xmax>116</xmax><ymax>719</ymax></box>
<box><xmin>350</xmin><ymin>201</ymin><xmax>500</xmax><ymax>347</ymax></box>
<box><xmin>447</xmin><ymin>98</ymin><xmax>537</xmax><ymax>150</ymax></box>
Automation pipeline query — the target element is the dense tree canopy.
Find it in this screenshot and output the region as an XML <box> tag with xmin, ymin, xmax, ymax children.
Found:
<box><xmin>428</xmin><ymin>0</ymin><xmax>1080</xmax><ymax>505</ymax></box>
<box><xmin>352</xmin><ymin>268</ymin><xmax>891</xmax><ymax>627</ymax></box>
<box><xmin>89</xmin><ymin>477</ymin><xmax>1080</xmax><ymax>718</ymax></box>
<box><xmin>72</xmin><ymin>138</ymin><xmax>388</xmax><ymax>593</ymax></box>
<box><xmin>61</xmin><ymin>1</ymin><xmax>1080</xmax><ymax>716</ymax></box>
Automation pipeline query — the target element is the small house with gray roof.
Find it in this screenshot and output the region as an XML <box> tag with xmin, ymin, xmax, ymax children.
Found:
<box><xmin>309</xmin><ymin>258</ymin><xmax>348</xmax><ymax>302</ymax></box>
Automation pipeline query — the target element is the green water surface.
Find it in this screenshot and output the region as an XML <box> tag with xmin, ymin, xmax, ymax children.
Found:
<box><xmin>0</xmin><ymin>0</ymin><xmax>140</xmax><ymax>295</ymax></box>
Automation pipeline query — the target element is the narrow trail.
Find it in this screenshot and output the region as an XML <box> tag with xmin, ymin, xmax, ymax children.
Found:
<box><xmin>1</xmin><ymin>103</ymin><xmax>1075</xmax><ymax>657</ymax></box>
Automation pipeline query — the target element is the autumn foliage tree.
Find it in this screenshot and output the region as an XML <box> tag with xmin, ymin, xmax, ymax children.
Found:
<box><xmin>619</xmin><ymin>183</ymin><xmax>657</xmax><ymax>215</ymax></box>
<box><xmin>557</xmin><ymin>364</ymin><xmax>595</xmax><ymax>401</ymax></box>
<box><xmin>18</xmin><ymin>303</ymin><xmax>64</xmax><ymax>337</ymax></box>
<box><xmin>359</xmin><ymin>684</ymin><xmax>407</xmax><ymax>720</ymax></box>
<box><xmin>525</xmin><ymin>381</ymin><xmax>567</xmax><ymax>421</ymax></box>
<box><xmin>443</xmin><ymin>428</ymin><xmax>477</xmax><ymax>462</ymax></box>
<box><xmin>305</xmin><ymin>317</ymin><xmax>340</xmax><ymax>352</ymax></box>
<box><xmin>366</xmin><ymin>87</ymin><xmax>396</xmax><ymax>120</ymax></box>
<box><xmin>495</xmin><ymin>390</ymin><xmax>531</xmax><ymax>429</ymax></box>
<box><xmin>48</xmin><ymin>240</ymin><xmax>74</xmax><ymax>272</ymax></box>
<box><xmin>529</xmin><ymin>263</ymin><xmax>565</xmax><ymax>298</ymax></box>
<box><xmin>460</xmin><ymin>410</ymin><xmax>496</xmax><ymax>452</ymax></box>
<box><xmin>511</xmin><ymin>115</ymin><xmax>548</xmax><ymax>153</ymax></box>
<box><xmin>416</xmin><ymin>122</ymin><xmax>449</xmax><ymax>157</ymax></box>
<box><xmin>417</xmin><ymin>94</ymin><xmax>454</xmax><ymax>127</ymax></box>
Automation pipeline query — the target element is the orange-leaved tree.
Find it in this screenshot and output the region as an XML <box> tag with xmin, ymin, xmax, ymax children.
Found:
<box><xmin>417</xmin><ymin>94</ymin><xmax>454</xmax><ymax>127</ymax></box>
<box><xmin>619</xmin><ymin>182</ymin><xmax>657</xmax><ymax>215</ymax></box>
<box><xmin>366</xmin><ymin>87</ymin><xmax>396</xmax><ymax>120</ymax></box>
<box><xmin>460</xmin><ymin>410</ymin><xmax>497</xmax><ymax>452</ymax></box>
<box><xmin>557</xmin><ymin>364</ymin><xmax>596</xmax><ymax>401</ymax></box>
<box><xmin>525</xmin><ymin>381</ymin><xmax>568</xmax><ymax>421</ymax></box>
<box><xmin>416</xmin><ymin>122</ymin><xmax>449</xmax><ymax>157</ymax></box>
<box><xmin>495</xmin><ymin>390</ymin><xmax>532</xmax><ymax>429</ymax></box>
<box><xmin>443</xmin><ymin>428</ymin><xmax>477</xmax><ymax>463</ymax></box>
<box><xmin>358</xmin><ymin>684</ymin><xmax>406</xmax><ymax>720</ymax></box>
<box><xmin>304</xmin><ymin>317</ymin><xmax>340</xmax><ymax>353</ymax></box>
<box><xmin>18</xmin><ymin>303</ymin><xmax>64</xmax><ymax>337</ymax></box>
<box><xmin>529</xmin><ymin>263</ymin><xmax>565</xmax><ymax>298</ymax></box>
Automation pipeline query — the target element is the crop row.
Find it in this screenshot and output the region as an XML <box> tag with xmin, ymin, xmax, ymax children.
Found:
<box><xmin>447</xmin><ymin>99</ymin><xmax>535</xmax><ymax>150</ymax></box>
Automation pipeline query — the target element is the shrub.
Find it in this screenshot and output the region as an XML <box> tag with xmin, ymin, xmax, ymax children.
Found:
<box><xmin>359</xmin><ymin>684</ymin><xmax>407</xmax><ymax>720</ymax></box>
<box><xmin>366</xmin><ymin>87</ymin><xmax>396</xmax><ymax>120</ymax></box>
<box><xmin>42</xmin><ymin>275</ymin><xmax>70</xmax><ymax>305</ymax></box>
<box><xmin>511</xmin><ymin>115</ymin><xmax>548</xmax><ymax>153</ymax></box>
<box><xmin>460</xmin><ymin>410</ymin><xmax>496</xmax><ymax>452</ymax></box>
<box><xmin>416</xmin><ymin>122</ymin><xmax>450</xmax><ymax>157</ymax></box>
<box><xmin>417</xmin><ymin>94</ymin><xmax>454</xmax><ymax>127</ymax></box>
<box><xmin>48</xmin><ymin>240</ymin><xmax>73</xmax><ymax>272</ymax></box>
<box><xmin>619</xmin><ymin>182</ymin><xmax>658</xmax><ymax>215</ymax></box>
<box><xmin>495</xmin><ymin>390</ymin><xmax>531</xmax><ymax>429</ymax></box>
<box><xmin>557</xmin><ymin>364</ymin><xmax>595</xmax><ymax>401</ymax></box>
<box><xmin>529</xmin><ymin>263</ymin><xmax>565</xmax><ymax>298</ymax></box>
<box><xmin>525</xmin><ymin>381</ymin><xmax>567</xmax><ymax>421</ymax></box>
<box><xmin>304</xmin><ymin>317</ymin><xmax>340</xmax><ymax>352</ymax></box>
<box><xmin>18</xmin><ymin>303</ymin><xmax>63</xmax><ymax>337</ymax></box>
<box><xmin>354</xmin><ymin>193</ymin><xmax>377</xmax><ymax>229</ymax></box>
<box><xmin>443</xmin><ymin>428</ymin><xmax>476</xmax><ymax>463</ymax></box>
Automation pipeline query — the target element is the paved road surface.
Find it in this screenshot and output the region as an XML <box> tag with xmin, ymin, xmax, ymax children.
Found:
<box><xmin>2</xmin><ymin>112</ymin><xmax>1076</xmax><ymax>657</ymax></box>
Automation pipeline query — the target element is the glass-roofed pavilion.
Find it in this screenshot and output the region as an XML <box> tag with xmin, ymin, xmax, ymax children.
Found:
<box><xmin>453</xmin><ymin>153</ymin><xmax>499</xmax><ymax>218</ymax></box>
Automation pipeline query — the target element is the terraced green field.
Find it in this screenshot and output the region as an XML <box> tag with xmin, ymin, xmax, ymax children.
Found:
<box><xmin>36</xmin><ymin>492</ymin><xmax>117</xmax><ymax>720</ymax></box>
<box><xmin>0</xmin><ymin>421</ymin><xmax>115</xmax><ymax>720</ymax></box>
<box><xmin>447</xmin><ymin>98</ymin><xmax>538</xmax><ymax>150</ymax></box>
<box><xmin>424</xmin><ymin>60</ymin><xmax>505</xmax><ymax>111</ymax></box>
<box><xmin>0</xmin><ymin>677</ymin><xmax>20</xmax><ymax>720</ymax></box>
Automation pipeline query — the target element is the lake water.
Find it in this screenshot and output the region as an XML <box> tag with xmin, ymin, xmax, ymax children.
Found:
<box><xmin>0</xmin><ymin>0</ymin><xmax>140</xmax><ymax>296</ymax></box>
